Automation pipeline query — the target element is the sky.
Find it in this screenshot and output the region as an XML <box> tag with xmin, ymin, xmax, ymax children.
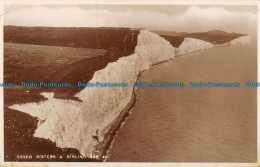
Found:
<box><xmin>4</xmin><ymin>5</ymin><xmax>257</xmax><ymax>35</ymax></box>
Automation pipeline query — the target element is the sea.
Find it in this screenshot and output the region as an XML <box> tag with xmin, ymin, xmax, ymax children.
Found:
<box><xmin>107</xmin><ymin>44</ymin><xmax>257</xmax><ymax>162</ymax></box>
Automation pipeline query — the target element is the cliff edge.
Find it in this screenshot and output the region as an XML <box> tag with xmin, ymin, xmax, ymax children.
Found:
<box><xmin>9</xmin><ymin>29</ymin><xmax>250</xmax><ymax>157</ymax></box>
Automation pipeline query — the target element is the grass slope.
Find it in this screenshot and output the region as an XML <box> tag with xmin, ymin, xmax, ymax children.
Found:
<box><xmin>4</xmin><ymin>26</ymin><xmax>139</xmax><ymax>161</ymax></box>
<box><xmin>153</xmin><ymin>29</ymin><xmax>247</xmax><ymax>45</ymax></box>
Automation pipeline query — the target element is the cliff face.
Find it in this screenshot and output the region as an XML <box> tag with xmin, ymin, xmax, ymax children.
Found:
<box><xmin>9</xmin><ymin>29</ymin><xmax>176</xmax><ymax>155</ymax></box>
<box><xmin>9</xmin><ymin>30</ymin><xmax>250</xmax><ymax>156</ymax></box>
<box><xmin>177</xmin><ymin>38</ymin><xmax>214</xmax><ymax>55</ymax></box>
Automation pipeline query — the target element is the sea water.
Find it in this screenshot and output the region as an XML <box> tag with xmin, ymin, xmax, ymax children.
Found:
<box><xmin>107</xmin><ymin>44</ymin><xmax>257</xmax><ymax>162</ymax></box>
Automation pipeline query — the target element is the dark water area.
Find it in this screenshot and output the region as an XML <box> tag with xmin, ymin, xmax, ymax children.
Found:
<box><xmin>107</xmin><ymin>45</ymin><xmax>257</xmax><ymax>162</ymax></box>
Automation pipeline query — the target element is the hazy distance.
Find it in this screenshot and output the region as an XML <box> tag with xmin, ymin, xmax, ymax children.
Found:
<box><xmin>4</xmin><ymin>5</ymin><xmax>257</xmax><ymax>37</ymax></box>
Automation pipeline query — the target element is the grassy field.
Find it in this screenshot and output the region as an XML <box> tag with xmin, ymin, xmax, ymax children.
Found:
<box><xmin>160</xmin><ymin>35</ymin><xmax>184</xmax><ymax>47</ymax></box>
<box><xmin>4</xmin><ymin>43</ymin><xmax>114</xmax><ymax>102</ymax></box>
<box><xmin>4</xmin><ymin>26</ymin><xmax>139</xmax><ymax>99</ymax></box>
<box><xmin>5</xmin><ymin>26</ymin><xmax>139</xmax><ymax>53</ymax></box>
<box><xmin>182</xmin><ymin>30</ymin><xmax>246</xmax><ymax>44</ymax></box>
<box><xmin>4</xmin><ymin>43</ymin><xmax>110</xmax><ymax>161</ymax></box>
<box><xmin>4</xmin><ymin>43</ymin><xmax>107</xmax><ymax>83</ymax></box>
<box><xmin>153</xmin><ymin>29</ymin><xmax>246</xmax><ymax>45</ymax></box>
<box><xmin>4</xmin><ymin>27</ymin><xmax>140</xmax><ymax>161</ymax></box>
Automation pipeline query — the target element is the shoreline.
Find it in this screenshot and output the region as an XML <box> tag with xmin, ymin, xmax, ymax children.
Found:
<box><xmin>101</xmin><ymin>43</ymin><xmax>256</xmax><ymax>162</ymax></box>
<box><xmin>95</xmin><ymin>56</ymin><xmax>180</xmax><ymax>161</ymax></box>
<box><xmin>92</xmin><ymin>48</ymin><xmax>216</xmax><ymax>161</ymax></box>
<box><xmin>175</xmin><ymin>44</ymin><xmax>247</xmax><ymax>58</ymax></box>
<box><xmin>94</xmin><ymin>44</ymin><xmax>248</xmax><ymax>161</ymax></box>
<box><xmin>95</xmin><ymin>70</ymin><xmax>145</xmax><ymax>161</ymax></box>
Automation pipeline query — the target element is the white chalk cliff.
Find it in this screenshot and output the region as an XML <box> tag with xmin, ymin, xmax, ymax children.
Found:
<box><xmin>177</xmin><ymin>38</ymin><xmax>214</xmax><ymax>55</ymax></box>
<box><xmin>9</xmin><ymin>30</ymin><xmax>250</xmax><ymax>156</ymax></box>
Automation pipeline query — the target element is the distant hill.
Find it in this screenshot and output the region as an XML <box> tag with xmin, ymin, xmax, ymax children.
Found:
<box><xmin>153</xmin><ymin>29</ymin><xmax>247</xmax><ymax>45</ymax></box>
<box><xmin>151</xmin><ymin>30</ymin><xmax>186</xmax><ymax>36</ymax></box>
<box><xmin>206</xmin><ymin>30</ymin><xmax>227</xmax><ymax>35</ymax></box>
